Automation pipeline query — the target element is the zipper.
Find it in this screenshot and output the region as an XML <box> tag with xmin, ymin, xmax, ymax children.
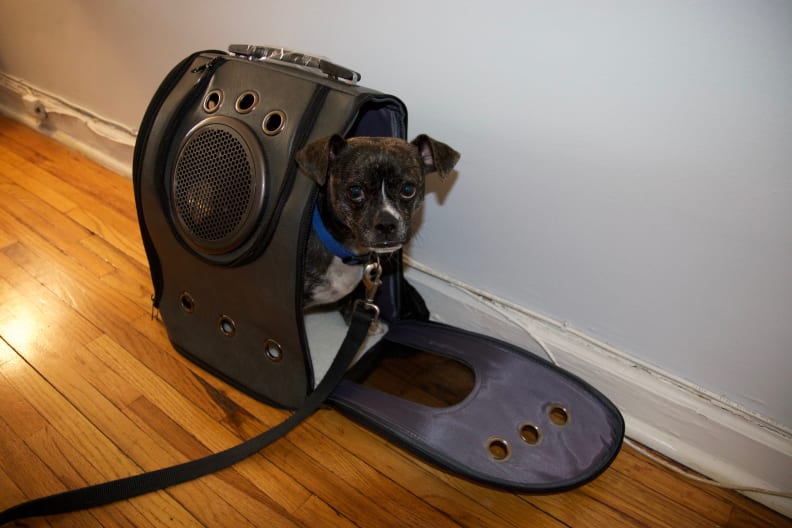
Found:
<box><xmin>133</xmin><ymin>50</ymin><xmax>225</xmax><ymax>308</ymax></box>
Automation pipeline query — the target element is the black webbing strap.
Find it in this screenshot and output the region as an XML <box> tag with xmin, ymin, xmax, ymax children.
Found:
<box><xmin>0</xmin><ymin>306</ymin><xmax>376</xmax><ymax>525</ymax></box>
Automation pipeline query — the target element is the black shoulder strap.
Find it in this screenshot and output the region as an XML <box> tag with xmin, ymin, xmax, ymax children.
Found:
<box><xmin>0</xmin><ymin>306</ymin><xmax>376</xmax><ymax>526</ymax></box>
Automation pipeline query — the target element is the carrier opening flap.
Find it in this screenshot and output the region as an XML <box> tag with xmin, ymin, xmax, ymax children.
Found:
<box><xmin>322</xmin><ymin>252</ymin><xmax>624</xmax><ymax>493</ymax></box>
<box><xmin>329</xmin><ymin>320</ymin><xmax>624</xmax><ymax>491</ymax></box>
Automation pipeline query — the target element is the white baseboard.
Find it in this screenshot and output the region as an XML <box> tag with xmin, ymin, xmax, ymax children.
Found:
<box><xmin>0</xmin><ymin>74</ymin><xmax>788</xmax><ymax>516</ymax></box>
<box><xmin>404</xmin><ymin>266</ymin><xmax>792</xmax><ymax>517</ymax></box>
<box><xmin>0</xmin><ymin>73</ymin><xmax>134</xmax><ymax>177</ymax></box>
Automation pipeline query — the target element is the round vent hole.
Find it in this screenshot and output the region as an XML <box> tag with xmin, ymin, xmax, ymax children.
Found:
<box><xmin>548</xmin><ymin>404</ymin><xmax>570</xmax><ymax>427</ymax></box>
<box><xmin>235</xmin><ymin>91</ymin><xmax>258</xmax><ymax>113</ymax></box>
<box><xmin>179</xmin><ymin>292</ymin><xmax>195</xmax><ymax>313</ymax></box>
<box><xmin>264</xmin><ymin>339</ymin><xmax>283</xmax><ymax>362</ymax></box>
<box><xmin>487</xmin><ymin>437</ymin><xmax>510</xmax><ymax>461</ymax></box>
<box><xmin>219</xmin><ymin>315</ymin><xmax>236</xmax><ymax>337</ymax></box>
<box><xmin>203</xmin><ymin>90</ymin><xmax>223</xmax><ymax>113</ymax></box>
<box><xmin>519</xmin><ymin>423</ymin><xmax>542</xmax><ymax>445</ymax></box>
<box><xmin>262</xmin><ymin>110</ymin><xmax>286</xmax><ymax>135</ymax></box>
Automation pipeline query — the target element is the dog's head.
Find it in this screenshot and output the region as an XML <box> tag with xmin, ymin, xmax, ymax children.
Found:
<box><xmin>296</xmin><ymin>134</ymin><xmax>459</xmax><ymax>253</ymax></box>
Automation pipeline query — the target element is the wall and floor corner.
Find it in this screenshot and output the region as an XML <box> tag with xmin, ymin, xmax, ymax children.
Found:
<box><xmin>0</xmin><ymin>0</ymin><xmax>789</xmax><ymax>516</ymax></box>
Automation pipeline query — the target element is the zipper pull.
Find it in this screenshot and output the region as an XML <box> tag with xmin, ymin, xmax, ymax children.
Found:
<box><xmin>191</xmin><ymin>56</ymin><xmax>220</xmax><ymax>74</ymax></box>
<box><xmin>190</xmin><ymin>56</ymin><xmax>223</xmax><ymax>85</ymax></box>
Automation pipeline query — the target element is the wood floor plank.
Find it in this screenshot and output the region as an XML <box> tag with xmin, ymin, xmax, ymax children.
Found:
<box><xmin>3</xmin><ymin>238</ymin><xmax>144</xmax><ymax>331</ymax></box>
<box><xmin>0</xmin><ymin>349</ymin><xmax>48</xmax><ymax>439</ymax></box>
<box><xmin>0</xmin><ymin>465</ymin><xmax>53</xmax><ymax>527</ymax></box>
<box><xmin>612</xmin><ymin>446</ymin><xmax>734</xmax><ymax>525</ymax></box>
<box><xmin>523</xmin><ymin>489</ymin><xmax>643</xmax><ymax>527</ymax></box>
<box><xmin>617</xmin><ymin>446</ymin><xmax>792</xmax><ymax>528</ymax></box>
<box><xmin>1</xmin><ymin>348</ymin><xmax>152</xmax><ymax>482</ymax></box>
<box><xmin>0</xmin><ymin>250</ymin><xmax>106</xmax><ymax>350</ymax></box>
<box><xmin>66</xmin><ymin>205</ymin><xmax>148</xmax><ymax>268</ymax></box>
<box><xmin>0</xmin><ymin>387</ymin><xmax>109</xmax><ymax>528</ymax></box>
<box><xmin>85</xmin><ymin>331</ymin><xmax>408</xmax><ymax>526</ymax></box>
<box><xmin>0</xmin><ymin>303</ymin><xmax>214</xmax><ymax>528</ymax></box>
<box><xmin>0</xmin><ymin>182</ymin><xmax>116</xmax><ymax>277</ymax></box>
<box><xmin>127</xmin><ymin>314</ymin><xmax>258</xmax><ymax>424</ymax></box>
<box><xmin>0</xmin><ymin>339</ymin><xmax>214</xmax><ymax>527</ymax></box>
<box><xmin>82</xmin><ymin>336</ymin><xmax>313</xmax><ymax>522</ymax></box>
<box><xmin>0</xmin><ymin>115</ymin><xmax>788</xmax><ymax>527</ymax></box>
<box><xmin>0</xmin><ymin>225</ymin><xmax>16</xmax><ymax>250</ymax></box>
<box><xmin>0</xmin><ymin>314</ymin><xmax>292</xmax><ymax>525</ymax></box>
<box><xmin>0</xmin><ymin>146</ymin><xmax>80</xmax><ymax>213</ymax></box>
<box><xmin>79</xmin><ymin>234</ymin><xmax>155</xmax><ymax>308</ymax></box>
<box><xmin>0</xmin><ymin>120</ymin><xmax>137</xmax><ymax>221</ymax></box>
<box><xmin>264</xmin><ymin>438</ymin><xmax>419</xmax><ymax>528</ymax></box>
<box><xmin>23</xmin><ymin>422</ymin><xmax>161</xmax><ymax>528</ymax></box>
<box><xmin>579</xmin><ymin>460</ymin><xmax>718</xmax><ymax>528</ymax></box>
<box><xmin>307</xmin><ymin>410</ymin><xmax>563</xmax><ymax>528</ymax></box>
<box><xmin>287</xmin><ymin>422</ymin><xmax>465</xmax><ymax>528</ymax></box>
<box><xmin>292</xmin><ymin>495</ymin><xmax>359</xmax><ymax>528</ymax></box>
<box><xmin>125</xmin><ymin>394</ymin><xmax>310</xmax><ymax>516</ymax></box>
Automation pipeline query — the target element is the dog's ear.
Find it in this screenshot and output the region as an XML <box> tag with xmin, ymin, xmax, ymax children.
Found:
<box><xmin>295</xmin><ymin>134</ymin><xmax>347</xmax><ymax>185</ymax></box>
<box><xmin>411</xmin><ymin>134</ymin><xmax>460</xmax><ymax>180</ymax></box>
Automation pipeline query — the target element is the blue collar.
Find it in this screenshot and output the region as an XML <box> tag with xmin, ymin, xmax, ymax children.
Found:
<box><xmin>312</xmin><ymin>205</ymin><xmax>367</xmax><ymax>265</ymax></box>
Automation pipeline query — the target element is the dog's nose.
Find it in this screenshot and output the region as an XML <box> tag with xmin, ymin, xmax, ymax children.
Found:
<box><xmin>375</xmin><ymin>221</ymin><xmax>397</xmax><ymax>236</ymax></box>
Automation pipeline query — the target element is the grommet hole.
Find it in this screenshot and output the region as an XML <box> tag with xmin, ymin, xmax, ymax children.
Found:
<box><xmin>203</xmin><ymin>90</ymin><xmax>223</xmax><ymax>113</ymax></box>
<box><xmin>219</xmin><ymin>315</ymin><xmax>236</xmax><ymax>337</ymax></box>
<box><xmin>264</xmin><ymin>339</ymin><xmax>283</xmax><ymax>362</ymax></box>
<box><xmin>178</xmin><ymin>292</ymin><xmax>195</xmax><ymax>313</ymax></box>
<box><xmin>262</xmin><ymin>110</ymin><xmax>286</xmax><ymax>135</ymax></box>
<box><xmin>548</xmin><ymin>404</ymin><xmax>570</xmax><ymax>426</ymax></box>
<box><xmin>487</xmin><ymin>438</ymin><xmax>511</xmax><ymax>461</ymax></box>
<box><xmin>235</xmin><ymin>91</ymin><xmax>258</xmax><ymax>113</ymax></box>
<box><xmin>519</xmin><ymin>423</ymin><xmax>542</xmax><ymax>445</ymax></box>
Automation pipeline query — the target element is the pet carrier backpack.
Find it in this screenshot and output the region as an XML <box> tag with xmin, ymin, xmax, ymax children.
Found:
<box><xmin>0</xmin><ymin>46</ymin><xmax>623</xmax><ymax>524</ymax></box>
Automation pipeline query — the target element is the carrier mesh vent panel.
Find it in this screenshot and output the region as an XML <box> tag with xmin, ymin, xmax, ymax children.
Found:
<box><xmin>172</xmin><ymin>125</ymin><xmax>256</xmax><ymax>247</ymax></box>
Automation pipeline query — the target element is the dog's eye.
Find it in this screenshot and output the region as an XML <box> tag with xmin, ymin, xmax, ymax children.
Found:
<box><xmin>400</xmin><ymin>183</ymin><xmax>417</xmax><ymax>200</ymax></box>
<box><xmin>347</xmin><ymin>185</ymin><xmax>365</xmax><ymax>203</ymax></box>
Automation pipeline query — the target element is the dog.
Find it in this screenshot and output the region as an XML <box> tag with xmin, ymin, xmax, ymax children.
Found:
<box><xmin>296</xmin><ymin>134</ymin><xmax>459</xmax><ymax>309</ymax></box>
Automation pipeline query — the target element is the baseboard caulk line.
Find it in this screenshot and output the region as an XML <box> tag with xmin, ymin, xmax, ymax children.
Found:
<box><xmin>0</xmin><ymin>73</ymin><xmax>135</xmax><ymax>177</ymax></box>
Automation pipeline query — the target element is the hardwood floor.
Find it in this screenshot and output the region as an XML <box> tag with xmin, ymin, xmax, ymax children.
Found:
<box><xmin>0</xmin><ymin>115</ymin><xmax>788</xmax><ymax>527</ymax></box>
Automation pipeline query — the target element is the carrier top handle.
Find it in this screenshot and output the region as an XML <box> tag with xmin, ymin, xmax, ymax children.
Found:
<box><xmin>228</xmin><ymin>44</ymin><xmax>362</xmax><ymax>83</ymax></box>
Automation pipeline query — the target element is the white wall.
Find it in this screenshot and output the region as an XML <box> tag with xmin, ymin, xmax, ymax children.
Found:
<box><xmin>1</xmin><ymin>0</ymin><xmax>790</xmax><ymax>431</ymax></box>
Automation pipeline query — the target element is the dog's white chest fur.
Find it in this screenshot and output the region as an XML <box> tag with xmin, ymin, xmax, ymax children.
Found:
<box><xmin>310</xmin><ymin>256</ymin><xmax>364</xmax><ymax>306</ymax></box>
